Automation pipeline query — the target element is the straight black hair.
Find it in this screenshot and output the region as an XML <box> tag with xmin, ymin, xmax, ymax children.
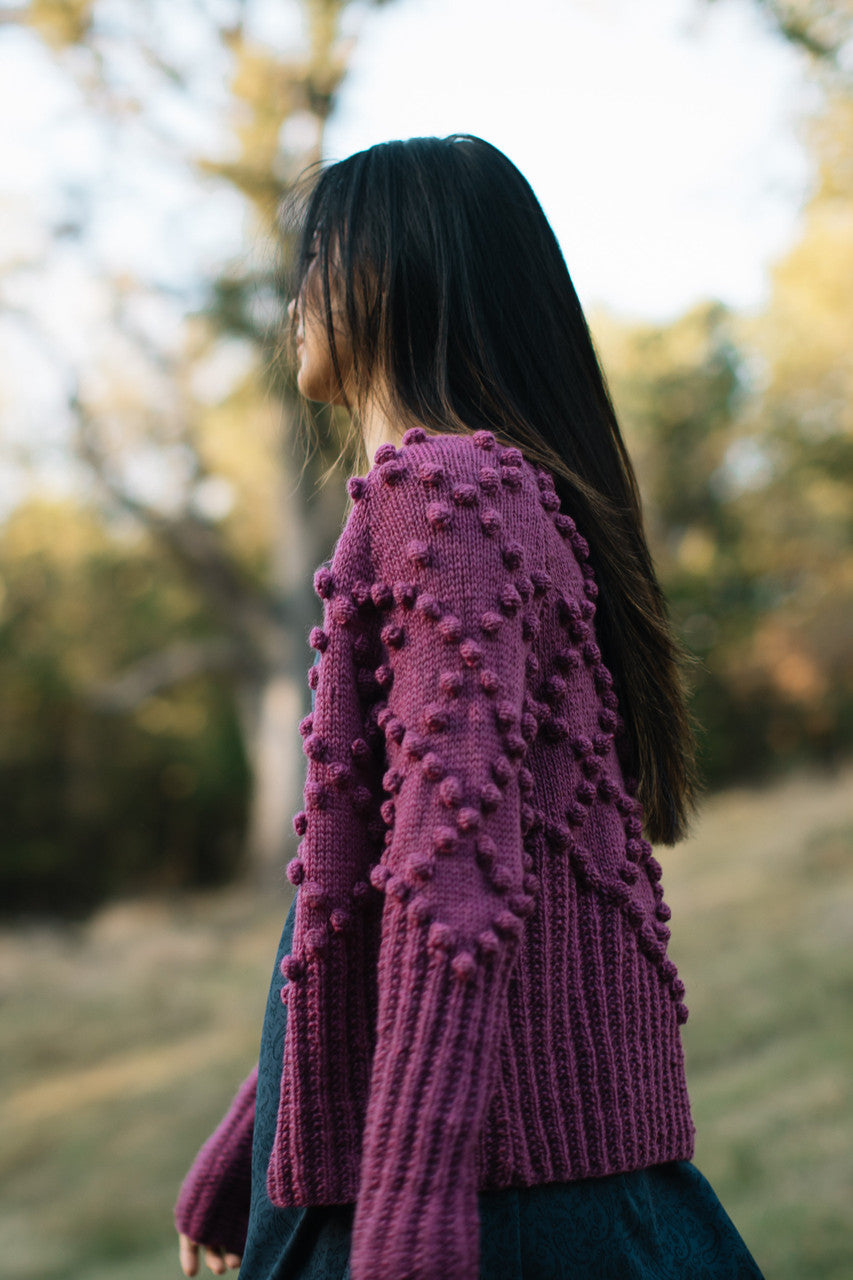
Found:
<box><xmin>285</xmin><ymin>134</ymin><xmax>698</xmax><ymax>844</ymax></box>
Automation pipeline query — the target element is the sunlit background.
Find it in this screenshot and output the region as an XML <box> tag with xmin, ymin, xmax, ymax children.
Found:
<box><xmin>1</xmin><ymin>1</ymin><xmax>851</xmax><ymax>1277</ymax></box>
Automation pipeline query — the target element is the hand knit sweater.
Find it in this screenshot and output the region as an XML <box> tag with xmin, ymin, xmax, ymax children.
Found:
<box><xmin>175</xmin><ymin>427</ymin><xmax>695</xmax><ymax>1280</ymax></box>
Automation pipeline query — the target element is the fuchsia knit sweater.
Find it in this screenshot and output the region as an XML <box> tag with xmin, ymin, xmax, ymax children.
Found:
<box><xmin>175</xmin><ymin>427</ymin><xmax>695</xmax><ymax>1279</ymax></box>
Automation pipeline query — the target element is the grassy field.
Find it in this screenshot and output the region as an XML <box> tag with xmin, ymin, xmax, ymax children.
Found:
<box><xmin>2</xmin><ymin>764</ymin><xmax>851</xmax><ymax>1280</ymax></box>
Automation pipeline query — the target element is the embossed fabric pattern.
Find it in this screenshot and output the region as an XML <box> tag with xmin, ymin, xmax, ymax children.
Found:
<box><xmin>176</xmin><ymin>429</ymin><xmax>696</xmax><ymax>1280</ymax></box>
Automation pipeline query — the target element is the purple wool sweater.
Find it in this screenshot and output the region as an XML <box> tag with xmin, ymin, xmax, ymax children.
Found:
<box><xmin>175</xmin><ymin>427</ymin><xmax>695</xmax><ymax>1279</ymax></box>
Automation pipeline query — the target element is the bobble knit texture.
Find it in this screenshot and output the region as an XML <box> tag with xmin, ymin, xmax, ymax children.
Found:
<box><xmin>176</xmin><ymin>430</ymin><xmax>694</xmax><ymax>1280</ymax></box>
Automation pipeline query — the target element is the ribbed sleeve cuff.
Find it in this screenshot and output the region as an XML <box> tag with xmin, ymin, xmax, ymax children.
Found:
<box><xmin>174</xmin><ymin>1066</ymin><xmax>258</xmax><ymax>1256</ymax></box>
<box><xmin>349</xmin><ymin>901</ymin><xmax>519</xmax><ymax>1280</ymax></box>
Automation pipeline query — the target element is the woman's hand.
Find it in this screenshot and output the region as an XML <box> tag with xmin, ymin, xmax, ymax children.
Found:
<box><xmin>178</xmin><ymin>1232</ymin><xmax>242</xmax><ymax>1276</ymax></box>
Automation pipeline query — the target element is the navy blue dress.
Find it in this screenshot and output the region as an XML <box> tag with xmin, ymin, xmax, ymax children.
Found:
<box><xmin>239</xmin><ymin>894</ymin><xmax>765</xmax><ymax>1280</ymax></box>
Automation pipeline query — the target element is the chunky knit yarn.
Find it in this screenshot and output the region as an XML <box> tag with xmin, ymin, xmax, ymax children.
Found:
<box><xmin>175</xmin><ymin>428</ymin><xmax>694</xmax><ymax>1280</ymax></box>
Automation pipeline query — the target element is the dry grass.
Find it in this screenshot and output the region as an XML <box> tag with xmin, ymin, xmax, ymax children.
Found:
<box><xmin>1</xmin><ymin>764</ymin><xmax>851</xmax><ymax>1279</ymax></box>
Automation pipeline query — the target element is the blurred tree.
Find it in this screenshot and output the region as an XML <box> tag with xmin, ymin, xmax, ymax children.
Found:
<box><xmin>0</xmin><ymin>496</ymin><xmax>248</xmax><ymax>913</ymax></box>
<box><xmin>1</xmin><ymin>0</ymin><xmax>390</xmax><ymax>899</ymax></box>
<box><xmin>596</xmin><ymin>85</ymin><xmax>853</xmax><ymax>783</ymax></box>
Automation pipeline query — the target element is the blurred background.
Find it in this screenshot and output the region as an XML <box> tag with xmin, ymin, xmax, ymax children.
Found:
<box><xmin>0</xmin><ymin>0</ymin><xmax>850</xmax><ymax>1276</ymax></box>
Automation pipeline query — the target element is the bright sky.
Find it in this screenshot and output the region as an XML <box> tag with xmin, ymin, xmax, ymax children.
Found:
<box><xmin>0</xmin><ymin>0</ymin><xmax>818</xmax><ymax>513</ymax></box>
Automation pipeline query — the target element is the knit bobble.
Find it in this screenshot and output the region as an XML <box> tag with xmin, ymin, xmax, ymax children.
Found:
<box><xmin>518</xmin><ymin>766</ymin><xmax>534</xmax><ymax>795</ymax></box>
<box><xmin>479</xmin><ymin>610</ymin><xmax>504</xmax><ymax>636</ymax></box>
<box><xmin>576</xmin><ymin>780</ymin><xmax>596</xmax><ymax>806</ymax></box>
<box><xmin>657</xmin><ymin>902</ymin><xmax>672</xmax><ymax>922</ymax></box>
<box><xmin>507</xmin><ymin>891</ymin><xmax>535</xmax><ymax>918</ymax></box>
<box><xmin>281</xmin><ymin>954</ymin><xmax>305</xmax><ymax>981</ymax></box>
<box><xmin>433</xmin><ymin>826</ymin><xmax>459</xmax><ymax>855</ymax></box>
<box><xmin>584</xmin><ymin>578</ymin><xmax>599</xmax><ymax>600</ymax></box>
<box><xmin>374</xmin><ymin>664</ymin><xmax>394</xmax><ymax>689</ymax></box>
<box><xmin>422</xmin><ymin>752</ymin><xmax>445</xmax><ymax>781</ymax></box>
<box><xmin>405</xmin><ymin>731</ymin><xmax>427</xmax><ymax>760</ymax></box>
<box><xmin>525</xmin><ymin>652</ymin><xmax>540</xmax><ymax>677</ymax></box>
<box><xmin>305</xmin><ymin>781</ymin><xmax>329</xmax><ymax>811</ymax></box>
<box><xmin>298</xmin><ymin>714</ymin><xmax>313</xmax><ymax>738</ymax></box>
<box><xmin>530</xmin><ymin>568</ymin><xmax>551</xmax><ymax>595</ymax></box>
<box><xmin>458</xmin><ymin>639</ymin><xmax>482</xmax><ymax>667</ymax></box>
<box><xmin>502</xmin><ymin>467</ymin><xmax>522</xmax><ymax>490</ymax></box>
<box><xmin>416</xmin><ymin>593</ymin><xmax>442</xmax><ymax>621</ymax></box>
<box><xmin>457</xmin><ymin>806</ymin><xmax>481</xmax><ymax>833</ymax></box>
<box><xmin>451</xmin><ymin>949</ymin><xmax>477</xmax><ymax>983</ymax></box>
<box><xmin>406</xmin><ymin>540</ymin><xmax>432</xmax><ymax>568</ymax></box>
<box><xmin>477</xmin><ymin>928</ymin><xmax>500</xmax><ymax>958</ymax></box>
<box><xmin>307</xmin><ymin>664</ymin><xmax>320</xmax><ymax>690</ymax></box>
<box><xmin>493</xmin><ymin>910</ymin><xmax>523</xmax><ymax>939</ymax></box>
<box><xmin>347</xmin><ymin>476</ymin><xmax>366</xmax><ymax>501</ymax></box>
<box><xmin>369</xmin><ymin>863</ymin><xmax>392</xmax><ymax>891</ymax></box>
<box><xmin>540</xmin><ymin>489</ymin><xmax>560</xmax><ymax>511</ymax></box>
<box><xmin>426</xmin><ymin>501</ymin><xmax>453</xmax><ymax>530</ymax></box>
<box><xmin>305</xmin><ymin>926</ymin><xmax>329</xmax><ymax>955</ymax></box>
<box><xmin>495</xmin><ymin>701</ymin><xmax>517</xmax><ymax>730</ymax></box>
<box><xmin>480</xmin><ymin>781</ymin><xmax>502</xmax><ymax>812</ymax></box>
<box><xmin>501</xmin><ymin>540</ymin><xmax>523</xmax><ymax>569</ymax></box>
<box><xmin>522</xmin><ymin>612</ymin><xmax>540</xmax><ymax>642</ymax></box>
<box><xmin>385</xmin><ymin>717</ymin><xmax>405</xmax><ymax>745</ymax></box>
<box><xmin>480</xmin><ymin>668</ymin><xmax>501</xmax><ymax>694</ymax></box>
<box><xmin>599</xmin><ymin>708</ymin><xmax>618</xmax><ymax>732</ymax></box>
<box><xmin>479</xmin><ymin>467</ymin><xmax>500</xmax><ymax>493</ymax></box>
<box><xmin>371</xmin><ymin>580</ymin><xmax>394</xmax><ymax>610</ymax></box>
<box><xmin>424</xmin><ymin>703</ymin><xmax>449</xmax><ymax>732</ymax></box>
<box><xmin>380</xmin><ymin>798</ymin><xmax>395</xmax><ymax>826</ymax></box>
<box><xmin>489</xmin><ymin>863</ymin><xmax>513</xmax><ymax>892</ymax></box>
<box><xmin>386</xmin><ymin>875</ymin><xmax>410</xmax><ymax>902</ymax></box>
<box><xmin>374</xmin><ymin>442</ymin><xmax>397</xmax><ymax>465</ymax></box>
<box><xmin>566</xmin><ymin>800</ymin><xmax>587</xmax><ymax>826</ymax></box>
<box><xmin>351</xmin><ymin>879</ymin><xmax>372</xmax><ymax>904</ymax></box>
<box><xmin>460</xmin><ymin>829</ymin><xmax>493</xmax><ymax>872</ymax></box>
<box><xmin>499</xmin><ymin>583</ymin><xmax>522</xmax><ymax>614</ymax></box>
<box><xmin>492</xmin><ymin>755</ymin><xmax>512</xmax><ymax>785</ymax></box>
<box><xmin>439</xmin><ymin>775</ymin><xmax>463</xmax><ymax>809</ymax></box>
<box><xmin>500</xmin><ymin>446</ymin><xmax>523</xmax><ymax>468</ymax></box>
<box><xmin>303</xmin><ymin>733</ymin><xmax>327</xmax><ymax>761</ymax></box>
<box><xmin>521</xmin><ymin>712</ymin><xmax>539</xmax><ymax>742</ymax></box>
<box><xmin>418</xmin><ymin>462</ymin><xmax>445</xmax><ymax>487</ymax></box>
<box><xmin>350</xmin><ymin>737</ymin><xmax>371</xmax><ymax>764</ymax></box>
<box><xmin>410</xmin><ymin>896</ymin><xmax>434</xmax><ymax>925</ymax></box>
<box><xmin>402</xmin><ymin>426</ymin><xmax>427</xmax><ymax>445</ymax></box>
<box><xmin>293</xmin><ymin>810</ymin><xmax>308</xmax><ymax>836</ymax></box>
<box><xmin>286</xmin><ymin>857</ymin><xmax>305</xmax><ymax>885</ymax></box>
<box><xmin>383</xmin><ymin>767</ymin><xmax>403</xmax><ymax>794</ymax></box>
<box><xmin>554</xmin><ymin>647</ymin><xmax>580</xmax><ymax>673</ymax></box>
<box><xmin>596</xmin><ymin>775</ymin><xmax>617</xmax><ymax>800</ymax></box>
<box><xmin>675</xmin><ymin>1003</ymin><xmax>689</xmax><ymax>1025</ymax></box>
<box><xmin>314</xmin><ymin>566</ymin><xmax>334</xmax><ymax>599</ymax></box>
<box><xmin>523</xmin><ymin>872</ymin><xmax>541</xmax><ymax>896</ymax></box>
<box><xmin>410</xmin><ymin>856</ymin><xmax>435</xmax><ymax>883</ymax></box>
<box><xmin>473</xmin><ymin>429</ymin><xmax>496</xmax><ymax>450</ymax></box>
<box><xmin>393</xmin><ymin>581</ymin><xmax>418</xmax><ymax>609</ymax></box>
<box><xmin>428</xmin><ymin>921</ymin><xmax>455</xmax><ymax>952</ymax></box>
<box><xmin>480</xmin><ymin>509</ymin><xmax>502</xmax><ymax>536</ymax></box>
<box><xmin>580</xmin><ymin>599</ymin><xmax>596</xmax><ymax>620</ymax></box>
<box><xmin>593</xmin><ymin>732</ymin><xmax>613</xmax><ymax>756</ymax></box>
<box><xmin>453</xmin><ymin>483</ymin><xmax>478</xmax><ymax>507</ymax></box>
<box><xmin>330</xmin><ymin>907</ymin><xmax>353</xmax><ymax>933</ymax></box>
<box><xmin>438</xmin><ymin>614</ymin><xmax>458</xmax><ymax>645</ymax></box>
<box><xmin>439</xmin><ymin>669</ymin><xmax>463</xmax><ymax>697</ymax></box>
<box><xmin>381</xmin><ymin>623</ymin><xmax>405</xmax><ymax>649</ymax></box>
<box><xmin>620</xmin><ymin>863</ymin><xmax>640</xmax><ymax>884</ymax></box>
<box><xmin>309</xmin><ymin>626</ymin><xmax>329</xmax><ymax>652</ymax></box>
<box><xmin>554</xmin><ymin>512</ymin><xmax>575</xmax><ymax>536</ymax></box>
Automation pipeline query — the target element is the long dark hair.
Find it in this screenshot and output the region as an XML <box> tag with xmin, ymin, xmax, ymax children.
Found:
<box><xmin>285</xmin><ymin>135</ymin><xmax>698</xmax><ymax>844</ymax></box>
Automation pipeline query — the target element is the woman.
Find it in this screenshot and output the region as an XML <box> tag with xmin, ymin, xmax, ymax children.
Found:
<box><xmin>175</xmin><ymin>135</ymin><xmax>764</xmax><ymax>1279</ymax></box>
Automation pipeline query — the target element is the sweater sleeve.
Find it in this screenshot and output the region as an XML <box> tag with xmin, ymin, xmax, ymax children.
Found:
<box><xmin>173</xmin><ymin>1065</ymin><xmax>257</xmax><ymax>1256</ymax></box>
<box><xmin>349</xmin><ymin>432</ymin><xmax>540</xmax><ymax>1280</ymax></box>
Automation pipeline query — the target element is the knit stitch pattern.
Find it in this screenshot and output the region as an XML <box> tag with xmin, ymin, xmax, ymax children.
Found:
<box><xmin>176</xmin><ymin>429</ymin><xmax>695</xmax><ymax>1279</ymax></box>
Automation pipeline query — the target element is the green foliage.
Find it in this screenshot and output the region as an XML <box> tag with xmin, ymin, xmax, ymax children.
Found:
<box><xmin>0</xmin><ymin>500</ymin><xmax>249</xmax><ymax>916</ymax></box>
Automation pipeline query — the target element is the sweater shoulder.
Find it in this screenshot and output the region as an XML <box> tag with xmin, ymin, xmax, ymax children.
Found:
<box><xmin>351</xmin><ymin>428</ymin><xmax>544</xmax><ymax>534</ymax></box>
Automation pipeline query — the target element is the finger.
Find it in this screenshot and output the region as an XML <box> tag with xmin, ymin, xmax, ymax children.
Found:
<box><xmin>179</xmin><ymin>1235</ymin><xmax>200</xmax><ymax>1278</ymax></box>
<box><xmin>224</xmin><ymin>1255</ymin><xmax>242</xmax><ymax>1270</ymax></box>
<box><xmin>203</xmin><ymin>1247</ymin><xmax>227</xmax><ymax>1275</ymax></box>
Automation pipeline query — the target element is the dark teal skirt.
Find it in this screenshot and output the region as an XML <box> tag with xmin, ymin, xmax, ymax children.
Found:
<box><xmin>241</xmin><ymin>897</ymin><xmax>764</xmax><ymax>1280</ymax></box>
